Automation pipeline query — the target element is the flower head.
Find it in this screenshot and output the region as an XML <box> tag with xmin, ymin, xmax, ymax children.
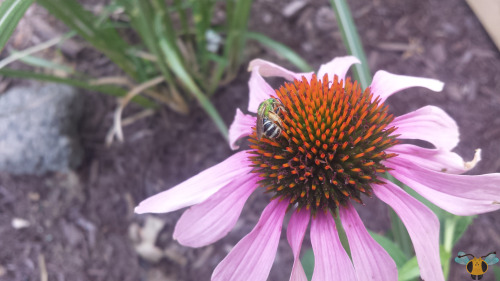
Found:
<box><xmin>135</xmin><ymin>56</ymin><xmax>500</xmax><ymax>281</ymax></box>
<box><xmin>249</xmin><ymin>73</ymin><xmax>398</xmax><ymax>214</ymax></box>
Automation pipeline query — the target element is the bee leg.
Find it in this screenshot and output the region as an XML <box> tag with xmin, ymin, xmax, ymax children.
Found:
<box><xmin>477</xmin><ymin>274</ymin><xmax>483</xmax><ymax>280</ymax></box>
<box><xmin>267</xmin><ymin>112</ymin><xmax>284</xmax><ymax>128</ymax></box>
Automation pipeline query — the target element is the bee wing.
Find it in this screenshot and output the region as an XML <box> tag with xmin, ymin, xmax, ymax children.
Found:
<box><xmin>455</xmin><ymin>252</ymin><xmax>470</xmax><ymax>265</ymax></box>
<box><xmin>484</xmin><ymin>254</ymin><xmax>499</xmax><ymax>265</ymax></box>
<box><xmin>256</xmin><ymin>113</ymin><xmax>264</xmax><ymax>140</ymax></box>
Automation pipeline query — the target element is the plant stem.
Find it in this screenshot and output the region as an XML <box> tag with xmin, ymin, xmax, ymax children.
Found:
<box><xmin>329</xmin><ymin>0</ymin><xmax>372</xmax><ymax>89</ymax></box>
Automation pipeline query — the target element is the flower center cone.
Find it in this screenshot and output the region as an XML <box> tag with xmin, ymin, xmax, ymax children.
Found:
<box><xmin>249</xmin><ymin>74</ymin><xmax>399</xmax><ymax>215</ymax></box>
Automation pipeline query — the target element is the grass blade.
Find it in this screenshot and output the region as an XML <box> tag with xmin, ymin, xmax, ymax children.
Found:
<box><xmin>118</xmin><ymin>0</ymin><xmax>178</xmax><ymax>85</ymax></box>
<box><xmin>0</xmin><ymin>32</ymin><xmax>75</xmax><ymax>69</ymax></box>
<box><xmin>0</xmin><ymin>68</ymin><xmax>156</xmax><ymax>108</ymax></box>
<box><xmin>329</xmin><ymin>0</ymin><xmax>371</xmax><ymax>89</ymax></box>
<box><xmin>156</xmin><ymin>20</ymin><xmax>228</xmax><ymax>139</ymax></box>
<box><xmin>246</xmin><ymin>32</ymin><xmax>313</xmax><ymax>72</ymax></box>
<box><xmin>13</xmin><ymin>53</ymin><xmax>76</xmax><ymax>74</ymax></box>
<box><xmin>37</xmin><ymin>0</ymin><xmax>138</xmax><ymax>78</ymax></box>
<box><xmin>0</xmin><ymin>0</ymin><xmax>35</xmax><ymax>53</ymax></box>
<box><xmin>225</xmin><ymin>0</ymin><xmax>252</xmax><ymax>72</ymax></box>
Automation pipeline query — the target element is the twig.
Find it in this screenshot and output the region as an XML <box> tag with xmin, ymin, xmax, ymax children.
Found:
<box><xmin>107</xmin><ymin>76</ymin><xmax>164</xmax><ymax>145</ymax></box>
<box><xmin>105</xmin><ymin>108</ymin><xmax>155</xmax><ymax>145</ymax></box>
<box><xmin>0</xmin><ymin>33</ymin><xmax>73</xmax><ymax>70</ymax></box>
<box><xmin>89</xmin><ymin>76</ymin><xmax>134</xmax><ymax>88</ymax></box>
<box><xmin>38</xmin><ymin>253</ymin><xmax>48</xmax><ymax>281</ymax></box>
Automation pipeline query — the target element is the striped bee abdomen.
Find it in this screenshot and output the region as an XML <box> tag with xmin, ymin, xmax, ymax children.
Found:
<box><xmin>262</xmin><ymin>117</ymin><xmax>282</xmax><ymax>139</ymax></box>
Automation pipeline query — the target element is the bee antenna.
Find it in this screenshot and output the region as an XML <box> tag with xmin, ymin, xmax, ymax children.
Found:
<box><xmin>458</xmin><ymin>253</ymin><xmax>475</xmax><ymax>259</ymax></box>
<box><xmin>481</xmin><ymin>252</ymin><xmax>496</xmax><ymax>259</ymax></box>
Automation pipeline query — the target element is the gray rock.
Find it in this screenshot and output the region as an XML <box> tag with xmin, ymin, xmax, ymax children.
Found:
<box><xmin>0</xmin><ymin>83</ymin><xmax>84</xmax><ymax>175</ymax></box>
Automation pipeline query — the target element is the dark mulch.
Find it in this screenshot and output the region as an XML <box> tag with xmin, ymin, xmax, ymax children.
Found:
<box><xmin>1</xmin><ymin>0</ymin><xmax>499</xmax><ymax>280</ymax></box>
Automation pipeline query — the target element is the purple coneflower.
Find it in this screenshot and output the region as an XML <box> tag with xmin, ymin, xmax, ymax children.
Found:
<box><xmin>135</xmin><ymin>56</ymin><xmax>500</xmax><ymax>281</ymax></box>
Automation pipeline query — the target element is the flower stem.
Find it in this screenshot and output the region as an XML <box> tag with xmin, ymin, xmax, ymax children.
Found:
<box><xmin>334</xmin><ymin>211</ymin><xmax>352</xmax><ymax>259</ymax></box>
<box><xmin>389</xmin><ymin>209</ymin><xmax>414</xmax><ymax>258</ymax></box>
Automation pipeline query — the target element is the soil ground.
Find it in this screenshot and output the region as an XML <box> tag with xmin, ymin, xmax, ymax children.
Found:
<box><xmin>1</xmin><ymin>0</ymin><xmax>499</xmax><ymax>280</ymax></box>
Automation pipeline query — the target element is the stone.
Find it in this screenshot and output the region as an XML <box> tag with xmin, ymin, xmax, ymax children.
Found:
<box><xmin>0</xmin><ymin>83</ymin><xmax>84</xmax><ymax>175</ymax></box>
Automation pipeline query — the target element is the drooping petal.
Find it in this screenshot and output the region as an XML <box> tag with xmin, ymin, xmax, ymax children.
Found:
<box><xmin>390</xmin><ymin>105</ymin><xmax>459</xmax><ymax>150</ymax></box>
<box><xmin>135</xmin><ymin>151</ymin><xmax>252</xmax><ymax>214</ymax></box>
<box><xmin>248</xmin><ymin>65</ymin><xmax>276</xmax><ymax>113</ymax></box>
<box><xmin>287</xmin><ymin>209</ymin><xmax>310</xmax><ymax>281</ymax></box>
<box><xmin>386</xmin><ymin>157</ymin><xmax>500</xmax><ymax>216</ymax></box>
<box><xmin>310</xmin><ymin>211</ymin><xmax>356</xmax><ymax>281</ymax></box>
<box><xmin>317</xmin><ymin>56</ymin><xmax>360</xmax><ymax>83</ymax></box>
<box><xmin>249</xmin><ymin>59</ymin><xmax>314</xmax><ymax>81</ymax></box>
<box><xmin>173</xmin><ymin>174</ymin><xmax>259</xmax><ymax>248</ymax></box>
<box><xmin>373</xmin><ymin>181</ymin><xmax>444</xmax><ymax>281</ymax></box>
<box><xmin>212</xmin><ymin>199</ymin><xmax>288</xmax><ymax>281</ymax></box>
<box><xmin>228</xmin><ymin>109</ymin><xmax>256</xmax><ymax>150</ymax></box>
<box><xmin>370</xmin><ymin>70</ymin><xmax>444</xmax><ymax>103</ymax></box>
<box><xmin>387</xmin><ymin>144</ymin><xmax>481</xmax><ymax>174</ymax></box>
<box><xmin>339</xmin><ymin>203</ymin><xmax>397</xmax><ymax>281</ymax></box>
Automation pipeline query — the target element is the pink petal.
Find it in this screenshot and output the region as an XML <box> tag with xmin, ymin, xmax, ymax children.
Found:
<box><xmin>228</xmin><ymin>109</ymin><xmax>256</xmax><ymax>150</ymax></box>
<box><xmin>212</xmin><ymin>199</ymin><xmax>288</xmax><ymax>281</ymax></box>
<box><xmin>310</xmin><ymin>211</ymin><xmax>356</xmax><ymax>281</ymax></box>
<box><xmin>373</xmin><ymin>181</ymin><xmax>444</xmax><ymax>281</ymax></box>
<box><xmin>135</xmin><ymin>151</ymin><xmax>252</xmax><ymax>214</ymax></box>
<box><xmin>339</xmin><ymin>203</ymin><xmax>397</xmax><ymax>281</ymax></box>
<box><xmin>249</xmin><ymin>59</ymin><xmax>314</xmax><ymax>81</ymax></box>
<box><xmin>387</xmin><ymin>144</ymin><xmax>481</xmax><ymax>174</ymax></box>
<box><xmin>370</xmin><ymin>70</ymin><xmax>444</xmax><ymax>103</ymax></box>
<box><xmin>173</xmin><ymin>174</ymin><xmax>259</xmax><ymax>248</ymax></box>
<box><xmin>248</xmin><ymin>65</ymin><xmax>276</xmax><ymax>113</ymax></box>
<box><xmin>317</xmin><ymin>56</ymin><xmax>360</xmax><ymax>83</ymax></box>
<box><xmin>286</xmin><ymin>209</ymin><xmax>310</xmax><ymax>281</ymax></box>
<box><xmin>386</xmin><ymin>157</ymin><xmax>500</xmax><ymax>216</ymax></box>
<box><xmin>391</xmin><ymin>105</ymin><xmax>459</xmax><ymax>150</ymax></box>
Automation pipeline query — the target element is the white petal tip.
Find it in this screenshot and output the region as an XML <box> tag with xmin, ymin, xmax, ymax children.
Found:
<box><xmin>134</xmin><ymin>202</ymin><xmax>156</xmax><ymax>214</ymax></box>
<box><xmin>351</xmin><ymin>57</ymin><xmax>362</xmax><ymax>64</ymax></box>
<box><xmin>432</xmin><ymin>81</ymin><xmax>445</xmax><ymax>92</ymax></box>
<box><xmin>134</xmin><ymin>206</ymin><xmax>145</xmax><ymax>214</ymax></box>
<box><xmin>464</xmin><ymin>149</ymin><xmax>482</xmax><ymax>170</ymax></box>
<box><xmin>248</xmin><ymin>59</ymin><xmax>262</xmax><ymax>72</ymax></box>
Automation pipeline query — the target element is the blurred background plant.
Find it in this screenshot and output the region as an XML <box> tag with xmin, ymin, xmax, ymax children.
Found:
<box><xmin>0</xmin><ymin>0</ymin><xmax>311</xmax><ymax>141</ymax></box>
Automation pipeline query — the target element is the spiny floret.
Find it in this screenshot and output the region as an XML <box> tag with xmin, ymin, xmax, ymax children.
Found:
<box><xmin>248</xmin><ymin>74</ymin><xmax>399</xmax><ymax>214</ymax></box>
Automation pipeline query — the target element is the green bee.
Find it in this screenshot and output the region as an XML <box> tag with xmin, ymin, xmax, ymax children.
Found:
<box><xmin>257</xmin><ymin>98</ymin><xmax>286</xmax><ymax>140</ymax></box>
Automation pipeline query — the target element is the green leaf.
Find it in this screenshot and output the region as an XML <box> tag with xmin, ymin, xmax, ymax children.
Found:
<box><xmin>246</xmin><ymin>32</ymin><xmax>313</xmax><ymax>72</ymax></box>
<box><xmin>369</xmin><ymin>230</ymin><xmax>409</xmax><ymax>268</ymax></box>
<box><xmin>450</xmin><ymin>215</ymin><xmax>475</xmax><ymax>247</ymax></box>
<box><xmin>301</xmin><ymin>248</ymin><xmax>314</xmax><ymax>281</ymax></box>
<box><xmin>329</xmin><ymin>0</ymin><xmax>371</xmax><ymax>89</ymax></box>
<box><xmin>493</xmin><ymin>266</ymin><xmax>500</xmax><ymax>281</ymax></box>
<box><xmin>398</xmin><ymin>256</ymin><xmax>420</xmax><ymax>281</ymax></box>
<box><xmin>398</xmin><ymin>245</ymin><xmax>452</xmax><ymax>281</ymax></box>
<box><xmin>334</xmin><ymin>212</ymin><xmax>351</xmax><ymax>259</ymax></box>
<box><xmin>0</xmin><ymin>0</ymin><xmax>35</xmax><ymax>53</ymax></box>
<box><xmin>0</xmin><ymin>68</ymin><xmax>156</xmax><ymax>108</ymax></box>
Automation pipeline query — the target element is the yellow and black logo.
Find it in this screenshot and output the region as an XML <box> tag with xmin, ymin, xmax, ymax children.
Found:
<box><xmin>454</xmin><ymin>251</ymin><xmax>498</xmax><ymax>280</ymax></box>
